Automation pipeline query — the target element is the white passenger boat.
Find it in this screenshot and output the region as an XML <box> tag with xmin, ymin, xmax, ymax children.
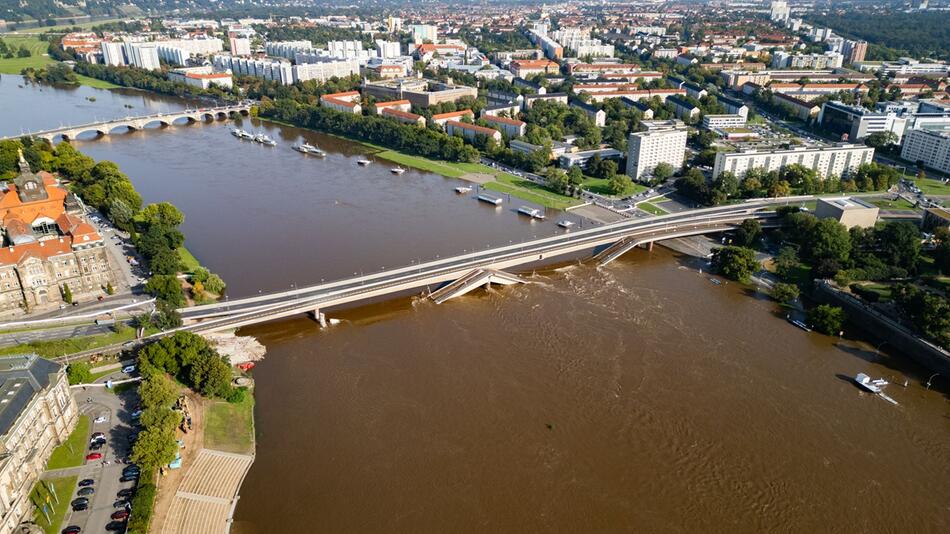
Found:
<box><xmin>557</xmin><ymin>220</ymin><xmax>575</xmax><ymax>229</ymax></box>
<box><xmin>257</xmin><ymin>134</ymin><xmax>276</xmax><ymax>146</ymax></box>
<box><xmin>517</xmin><ymin>206</ymin><xmax>545</xmax><ymax>219</ymax></box>
<box><xmin>357</xmin><ymin>158</ymin><xmax>371</xmax><ymax>166</ymax></box>
<box><xmin>854</xmin><ymin>373</ymin><xmax>887</xmax><ymax>393</ymax></box>
<box><xmin>294</xmin><ymin>143</ymin><xmax>325</xmax><ymax>156</ymax></box>
<box><xmin>390</xmin><ymin>167</ymin><xmax>406</xmax><ymax>175</ymax></box>
<box><xmin>455</xmin><ymin>186</ymin><xmax>472</xmax><ymax>194</ymax></box>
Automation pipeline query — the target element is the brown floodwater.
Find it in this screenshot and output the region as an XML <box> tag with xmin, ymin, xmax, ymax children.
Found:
<box><xmin>5</xmin><ymin>78</ymin><xmax>948</xmax><ymax>532</ymax></box>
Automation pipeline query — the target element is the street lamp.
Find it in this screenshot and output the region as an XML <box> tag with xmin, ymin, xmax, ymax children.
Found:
<box><xmin>926</xmin><ymin>373</ymin><xmax>940</xmax><ymax>390</ymax></box>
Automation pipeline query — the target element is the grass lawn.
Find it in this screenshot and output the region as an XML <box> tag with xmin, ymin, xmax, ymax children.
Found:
<box><xmin>483</xmin><ymin>173</ymin><xmax>580</xmax><ymax>210</ymax></box>
<box><xmin>853</xmin><ymin>282</ymin><xmax>893</xmax><ymax>301</ymax></box>
<box><xmin>0</xmin><ymin>35</ymin><xmax>118</xmax><ymax>87</ymax></box>
<box><xmin>374</xmin><ymin>150</ymin><xmax>495</xmax><ymax>178</ymax></box>
<box><xmin>582</xmin><ymin>176</ymin><xmax>646</xmax><ymax>197</ymax></box>
<box><xmin>178</xmin><ymin>246</ymin><xmax>201</xmax><ymax>273</ymax></box>
<box><xmin>923</xmin><ymin>276</ymin><xmax>950</xmax><ymax>293</ymax></box>
<box><xmin>637</xmin><ymin>201</ymin><xmax>667</xmax><ymax>216</ymax></box>
<box><xmin>913</xmin><ymin>177</ymin><xmax>950</xmax><ymax>196</ymax></box>
<box><xmin>204</xmin><ymin>395</ymin><xmax>255</xmax><ymax>455</ymax></box>
<box><xmin>867</xmin><ymin>197</ymin><xmax>918</xmax><ymax>210</ymax></box>
<box><xmin>30</xmin><ymin>475</ymin><xmax>78</xmax><ymax>534</ymax></box>
<box><xmin>0</xmin><ymin>328</ymin><xmax>138</xmax><ymax>358</ymax></box>
<box><xmin>46</xmin><ymin>415</ymin><xmax>89</xmax><ymax>470</ymax></box>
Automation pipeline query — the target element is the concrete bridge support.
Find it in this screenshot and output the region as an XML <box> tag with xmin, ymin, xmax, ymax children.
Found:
<box><xmin>429</xmin><ymin>269</ymin><xmax>528</xmax><ymax>304</ymax></box>
<box><xmin>309</xmin><ymin>308</ymin><xmax>328</xmax><ymax>327</ymax></box>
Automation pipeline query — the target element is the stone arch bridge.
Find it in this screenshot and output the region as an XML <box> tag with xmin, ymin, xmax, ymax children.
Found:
<box><xmin>1</xmin><ymin>103</ymin><xmax>253</xmax><ymax>143</ymax></box>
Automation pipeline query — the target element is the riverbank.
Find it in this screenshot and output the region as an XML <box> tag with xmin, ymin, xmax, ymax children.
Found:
<box><xmin>258</xmin><ymin>117</ymin><xmax>584</xmax><ymax>210</ymax></box>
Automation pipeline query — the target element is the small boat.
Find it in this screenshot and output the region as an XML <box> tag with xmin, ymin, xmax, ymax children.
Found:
<box><xmin>230</xmin><ymin>128</ymin><xmax>244</xmax><ymax>138</ymax></box>
<box><xmin>517</xmin><ymin>206</ymin><xmax>545</xmax><ymax>219</ymax></box>
<box><xmin>294</xmin><ymin>143</ymin><xmax>325</xmax><ymax>156</ymax></box>
<box><xmin>357</xmin><ymin>158</ymin><xmax>371</xmax><ymax>166</ymax></box>
<box><xmin>854</xmin><ymin>373</ymin><xmax>887</xmax><ymax>394</ymax></box>
<box><xmin>390</xmin><ymin>167</ymin><xmax>406</xmax><ymax>175</ymax></box>
<box><xmin>709</xmin><ymin>277</ymin><xmax>721</xmax><ymax>285</ymax></box>
<box><xmin>477</xmin><ymin>194</ymin><xmax>503</xmax><ymax>206</ymax></box>
<box><xmin>255</xmin><ymin>134</ymin><xmax>276</xmax><ymax>146</ymax></box>
<box><xmin>557</xmin><ymin>220</ymin><xmax>575</xmax><ymax>229</ymax></box>
<box><xmin>455</xmin><ymin>186</ymin><xmax>472</xmax><ymax>194</ymax></box>
<box><xmin>787</xmin><ymin>316</ymin><xmax>811</xmax><ymax>332</ymax></box>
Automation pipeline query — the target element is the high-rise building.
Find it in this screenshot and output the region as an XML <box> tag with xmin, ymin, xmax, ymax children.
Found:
<box><xmin>230</xmin><ymin>36</ymin><xmax>252</xmax><ymax>56</ymax></box>
<box><xmin>124</xmin><ymin>42</ymin><xmax>160</xmax><ymax>69</ymax></box>
<box><xmin>901</xmin><ymin>129</ymin><xmax>950</xmax><ymax>174</ymax></box>
<box><xmin>842</xmin><ymin>40</ymin><xmax>868</xmax><ymax>64</ymax></box>
<box><xmin>101</xmin><ymin>41</ymin><xmax>125</xmax><ymax>66</ymax></box>
<box><xmin>713</xmin><ymin>144</ymin><xmax>875</xmax><ymax>179</ymax></box>
<box><xmin>770</xmin><ymin>1</ymin><xmax>791</xmax><ymax>24</ymax></box>
<box><xmin>375</xmin><ymin>40</ymin><xmax>401</xmax><ymax>59</ymax></box>
<box><xmin>626</xmin><ymin>120</ymin><xmax>688</xmax><ymax>180</ymax></box>
<box><xmin>410</xmin><ymin>25</ymin><xmax>438</xmax><ymax>44</ymax></box>
<box><xmin>387</xmin><ymin>16</ymin><xmax>402</xmax><ymax>33</ymax></box>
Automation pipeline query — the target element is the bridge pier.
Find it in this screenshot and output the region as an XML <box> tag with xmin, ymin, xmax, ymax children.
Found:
<box><xmin>309</xmin><ymin>308</ymin><xmax>328</xmax><ymax>327</ymax></box>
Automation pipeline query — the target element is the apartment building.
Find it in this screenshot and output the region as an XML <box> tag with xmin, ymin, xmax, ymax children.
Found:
<box><xmin>713</xmin><ymin>144</ymin><xmax>875</xmax><ymax>179</ymax></box>
<box><xmin>320</xmin><ymin>91</ymin><xmax>362</xmax><ymax>114</ymax></box>
<box><xmin>381</xmin><ymin>108</ymin><xmax>426</xmax><ymax>127</ymax></box>
<box><xmin>901</xmin><ymin>129</ymin><xmax>950</xmax><ymax>174</ymax></box>
<box><xmin>509</xmin><ymin>59</ymin><xmax>560</xmax><ymax>78</ymax></box>
<box><xmin>0</xmin><ymin>354</ymin><xmax>77</xmax><ymax>534</ymax></box>
<box><xmin>445</xmin><ymin>121</ymin><xmax>502</xmax><ymax>143</ymax></box>
<box><xmin>626</xmin><ymin>120</ymin><xmax>688</xmax><ymax>180</ymax></box>
<box><xmin>481</xmin><ymin>114</ymin><xmax>527</xmax><ymax>138</ymax></box>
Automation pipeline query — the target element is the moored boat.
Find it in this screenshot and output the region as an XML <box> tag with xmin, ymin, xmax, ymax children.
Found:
<box><xmin>455</xmin><ymin>186</ymin><xmax>472</xmax><ymax>194</ymax></box>
<box><xmin>517</xmin><ymin>206</ymin><xmax>545</xmax><ymax>219</ymax></box>
<box><xmin>391</xmin><ymin>167</ymin><xmax>406</xmax><ymax>175</ymax></box>
<box><xmin>557</xmin><ymin>220</ymin><xmax>575</xmax><ymax>229</ymax></box>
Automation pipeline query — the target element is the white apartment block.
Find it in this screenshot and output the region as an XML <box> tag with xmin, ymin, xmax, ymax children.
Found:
<box><xmin>626</xmin><ymin>120</ymin><xmax>688</xmax><ymax>180</ymax></box>
<box><xmin>375</xmin><ymin>40</ymin><xmax>401</xmax><ymax>59</ymax></box>
<box><xmin>0</xmin><ymin>354</ymin><xmax>78</xmax><ymax>534</ymax></box>
<box><xmin>212</xmin><ymin>55</ymin><xmax>294</xmax><ymax>85</ymax></box>
<box><xmin>327</xmin><ymin>40</ymin><xmax>367</xmax><ymax>60</ymax></box>
<box><xmin>713</xmin><ymin>144</ymin><xmax>875</xmax><ymax>179</ymax></box>
<box><xmin>410</xmin><ymin>24</ymin><xmax>438</xmax><ymax>44</ymax></box>
<box><xmin>770</xmin><ymin>1</ymin><xmax>790</xmax><ymax>24</ymax></box>
<box><xmin>124</xmin><ymin>42</ymin><xmax>160</xmax><ymax>69</ymax></box>
<box><xmin>265</xmin><ymin>40</ymin><xmax>313</xmax><ymax>59</ymax></box>
<box><xmin>100</xmin><ymin>41</ymin><xmax>124</xmax><ymax>66</ymax></box>
<box><xmin>293</xmin><ymin>59</ymin><xmax>360</xmax><ymax>82</ymax></box>
<box><xmin>230</xmin><ymin>36</ymin><xmax>252</xmax><ymax>56</ymax></box>
<box><xmin>901</xmin><ymin>129</ymin><xmax>950</xmax><ymax>174</ymax></box>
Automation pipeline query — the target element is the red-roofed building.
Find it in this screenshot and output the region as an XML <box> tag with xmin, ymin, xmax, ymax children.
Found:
<box><xmin>373</xmin><ymin>100</ymin><xmax>412</xmax><ymax>114</ymax></box>
<box><xmin>431</xmin><ymin>109</ymin><xmax>475</xmax><ymax>127</ymax></box>
<box><xmin>509</xmin><ymin>59</ymin><xmax>560</xmax><ymax>78</ymax></box>
<box><xmin>445</xmin><ymin>121</ymin><xmax>502</xmax><ymax>142</ymax></box>
<box><xmin>481</xmin><ymin>114</ymin><xmax>527</xmax><ymax>138</ymax></box>
<box><xmin>381</xmin><ymin>108</ymin><xmax>426</xmax><ymax>127</ymax></box>
<box><xmin>321</xmin><ymin>91</ymin><xmax>362</xmax><ymax>114</ymax></box>
<box><xmin>0</xmin><ymin>151</ymin><xmax>119</xmax><ymax>314</ymax></box>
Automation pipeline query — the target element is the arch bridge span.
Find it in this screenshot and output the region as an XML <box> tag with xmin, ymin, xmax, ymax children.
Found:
<box><xmin>1</xmin><ymin>103</ymin><xmax>253</xmax><ymax>143</ymax></box>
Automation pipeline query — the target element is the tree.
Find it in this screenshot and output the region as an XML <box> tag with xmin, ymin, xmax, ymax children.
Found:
<box><xmin>203</xmin><ymin>274</ymin><xmax>226</xmax><ymax>295</ymax></box>
<box><xmin>150</xmin><ymin>248</ymin><xmax>181</xmax><ymax>276</ymax></box>
<box><xmin>735</xmin><ymin>219</ymin><xmax>762</xmax><ymax>248</ymax></box>
<box><xmin>66</xmin><ymin>362</ymin><xmax>93</xmax><ymax>385</ymax></box>
<box><xmin>711</xmin><ymin>246</ymin><xmax>761</xmax><ymax>282</ymax></box>
<box><xmin>567</xmin><ymin>166</ymin><xmax>583</xmax><ymax>185</ymax></box>
<box><xmin>807</xmin><ymin>304</ymin><xmax>846</xmax><ymax>335</ymax></box>
<box><xmin>770</xmin><ymin>282</ymin><xmax>800</xmax><ymax>304</ymax></box>
<box><xmin>652</xmin><ymin>162</ymin><xmax>674</xmax><ymax>181</ymax></box>
<box><xmin>131</xmin><ymin>426</ymin><xmax>179</xmax><ymax>471</ymax></box>
<box><xmin>607</xmin><ymin>173</ymin><xmax>629</xmax><ymax>196</ymax></box>
<box><xmin>140</xmin><ymin>202</ymin><xmax>184</xmax><ymax>228</ymax></box>
<box><xmin>145</xmin><ymin>275</ymin><xmax>184</xmax><ymax>307</ymax></box>
<box><xmin>130</xmin><ymin>314</ymin><xmax>150</xmax><ymax>339</ymax></box>
<box><xmin>774</xmin><ymin>246</ymin><xmax>800</xmax><ymax>281</ymax></box>
<box><xmin>934</xmin><ymin>227</ymin><xmax>950</xmax><ymax>274</ymax></box>
<box><xmin>61</xmin><ymin>283</ymin><xmax>72</xmax><ymax>304</ymax></box>
<box><xmin>768</xmin><ymin>179</ymin><xmax>791</xmax><ymax>198</ymax></box>
<box><xmin>877</xmin><ymin>221</ymin><xmax>921</xmax><ymax>272</ymax></box>
<box><xmin>809</xmin><ymin>218</ymin><xmax>852</xmax><ymax>267</ymax></box>
<box><xmin>106</xmin><ymin>282</ymin><xmax>115</xmax><ymax>295</ymax></box>
<box><xmin>140</xmin><ymin>406</ymin><xmax>182</xmax><ymax>433</ymax></box>
<box><xmin>864</xmin><ymin>131</ymin><xmax>898</xmax><ymax>149</ymax></box>
<box><xmin>138</xmin><ymin>373</ymin><xmax>178</xmax><ymax>408</ymax></box>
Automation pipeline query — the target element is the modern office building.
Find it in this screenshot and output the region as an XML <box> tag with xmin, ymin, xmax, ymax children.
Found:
<box><xmin>901</xmin><ymin>129</ymin><xmax>950</xmax><ymax>174</ymax></box>
<box><xmin>0</xmin><ymin>354</ymin><xmax>78</xmax><ymax>533</ymax></box>
<box><xmin>815</xmin><ymin>198</ymin><xmax>880</xmax><ymax>229</ymax></box>
<box><xmin>713</xmin><ymin>144</ymin><xmax>875</xmax><ymax>179</ymax></box>
<box><xmin>559</xmin><ymin>148</ymin><xmax>623</xmax><ymax>170</ymax></box>
<box><xmin>702</xmin><ymin>114</ymin><xmax>747</xmax><ymax>129</ymax></box>
<box><xmin>818</xmin><ymin>101</ymin><xmax>909</xmax><ymax>142</ymax></box>
<box><xmin>626</xmin><ymin>120</ymin><xmax>688</xmax><ymax>180</ymax></box>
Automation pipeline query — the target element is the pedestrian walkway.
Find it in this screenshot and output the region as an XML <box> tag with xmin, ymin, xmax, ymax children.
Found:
<box><xmin>161</xmin><ymin>449</ymin><xmax>254</xmax><ymax>534</ymax></box>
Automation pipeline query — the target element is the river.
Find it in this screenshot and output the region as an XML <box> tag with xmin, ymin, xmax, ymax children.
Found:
<box><xmin>3</xmin><ymin>76</ymin><xmax>948</xmax><ymax>532</ymax></box>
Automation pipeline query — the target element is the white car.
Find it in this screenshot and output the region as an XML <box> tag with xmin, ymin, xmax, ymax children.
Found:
<box><xmin>122</xmin><ymin>365</ymin><xmax>136</xmax><ymax>374</ymax></box>
<box><xmin>94</xmin><ymin>415</ymin><xmax>107</xmax><ymax>424</ymax></box>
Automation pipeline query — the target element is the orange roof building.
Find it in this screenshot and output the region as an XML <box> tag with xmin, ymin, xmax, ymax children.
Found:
<box><xmin>0</xmin><ymin>151</ymin><xmax>118</xmax><ymax>315</ymax></box>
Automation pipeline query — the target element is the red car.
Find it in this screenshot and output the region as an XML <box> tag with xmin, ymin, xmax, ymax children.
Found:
<box><xmin>85</xmin><ymin>453</ymin><xmax>102</xmax><ymax>461</ymax></box>
<box><xmin>111</xmin><ymin>510</ymin><xmax>129</xmax><ymax>520</ymax></box>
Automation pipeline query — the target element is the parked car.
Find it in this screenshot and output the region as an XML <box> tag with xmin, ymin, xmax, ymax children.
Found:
<box><xmin>77</xmin><ymin>487</ymin><xmax>95</xmax><ymax>496</ymax></box>
<box><xmin>122</xmin><ymin>365</ymin><xmax>136</xmax><ymax>374</ymax></box>
<box><xmin>61</xmin><ymin>526</ymin><xmax>81</xmax><ymax>534</ymax></box>
<box><xmin>94</xmin><ymin>415</ymin><xmax>107</xmax><ymax>424</ymax></box>
<box><xmin>117</xmin><ymin>488</ymin><xmax>134</xmax><ymax>498</ymax></box>
<box><xmin>85</xmin><ymin>453</ymin><xmax>102</xmax><ymax>461</ymax></box>
<box><xmin>70</xmin><ymin>498</ymin><xmax>89</xmax><ymax>507</ymax></box>
<box><xmin>71</xmin><ymin>502</ymin><xmax>89</xmax><ymax>512</ymax></box>
<box><xmin>130</xmin><ymin>409</ymin><xmax>142</xmax><ymax>419</ymax></box>
<box><xmin>105</xmin><ymin>521</ymin><xmax>127</xmax><ymax>532</ymax></box>
<box><xmin>119</xmin><ymin>475</ymin><xmax>138</xmax><ymax>483</ymax></box>
<box><xmin>111</xmin><ymin>510</ymin><xmax>130</xmax><ymax>520</ymax></box>
<box><xmin>91</xmin><ymin>432</ymin><xmax>106</xmax><ymax>441</ymax></box>
<box><xmin>113</xmin><ymin>500</ymin><xmax>129</xmax><ymax>509</ymax></box>
<box><xmin>122</xmin><ymin>467</ymin><xmax>140</xmax><ymax>477</ymax></box>
<box><xmin>88</xmin><ymin>442</ymin><xmax>103</xmax><ymax>451</ymax></box>
<box><xmin>78</xmin><ymin>479</ymin><xmax>95</xmax><ymax>487</ymax></box>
